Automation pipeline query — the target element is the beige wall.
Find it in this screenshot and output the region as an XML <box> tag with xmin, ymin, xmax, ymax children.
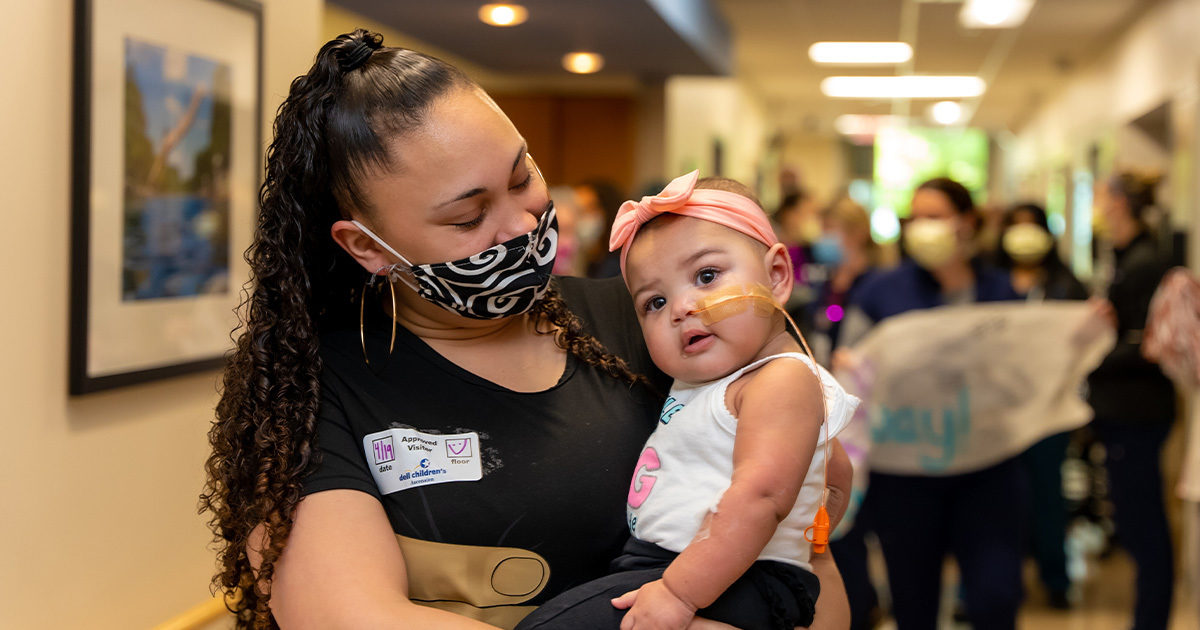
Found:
<box><xmin>0</xmin><ymin>1</ymin><xmax>322</xmax><ymax>627</ymax></box>
<box><xmin>664</xmin><ymin>76</ymin><xmax>769</xmax><ymax>188</ymax></box>
<box><xmin>662</xmin><ymin>77</ymin><xmax>848</xmax><ymax>210</ymax></box>
<box><xmin>1012</xmin><ymin>0</ymin><xmax>1200</xmax><ymax>175</ymax></box>
<box><xmin>779</xmin><ymin>134</ymin><xmax>848</xmax><ymax>210</ymax></box>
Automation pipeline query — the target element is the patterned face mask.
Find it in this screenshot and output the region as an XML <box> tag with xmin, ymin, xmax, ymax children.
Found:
<box><xmin>352</xmin><ymin>204</ymin><xmax>558</xmax><ymax>320</ymax></box>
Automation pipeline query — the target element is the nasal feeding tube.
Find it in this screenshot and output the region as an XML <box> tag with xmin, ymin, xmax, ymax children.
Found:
<box><xmin>687</xmin><ymin>284</ymin><xmax>834</xmax><ymax>554</ymax></box>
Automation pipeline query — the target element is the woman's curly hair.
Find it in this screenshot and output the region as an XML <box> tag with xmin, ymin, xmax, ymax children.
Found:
<box><xmin>199</xmin><ymin>30</ymin><xmax>648</xmax><ymax>628</ymax></box>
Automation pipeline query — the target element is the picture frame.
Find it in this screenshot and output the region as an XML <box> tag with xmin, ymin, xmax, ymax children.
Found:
<box><xmin>70</xmin><ymin>0</ymin><xmax>262</xmax><ymax>394</ymax></box>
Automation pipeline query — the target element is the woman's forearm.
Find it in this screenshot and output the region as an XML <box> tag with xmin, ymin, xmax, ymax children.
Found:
<box><xmin>275</xmin><ymin>597</ymin><xmax>501</xmax><ymax>630</ymax></box>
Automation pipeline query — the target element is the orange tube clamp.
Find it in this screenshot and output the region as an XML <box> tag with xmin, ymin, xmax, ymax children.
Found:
<box><xmin>804</xmin><ymin>505</ymin><xmax>830</xmax><ymax>554</ymax></box>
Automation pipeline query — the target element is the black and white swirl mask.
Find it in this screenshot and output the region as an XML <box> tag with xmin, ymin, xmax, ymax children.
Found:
<box><xmin>352</xmin><ymin>204</ymin><xmax>558</xmax><ymax>320</ymax></box>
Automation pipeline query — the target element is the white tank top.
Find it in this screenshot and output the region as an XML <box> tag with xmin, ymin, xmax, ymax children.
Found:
<box><xmin>626</xmin><ymin>352</ymin><xmax>860</xmax><ymax>569</ymax></box>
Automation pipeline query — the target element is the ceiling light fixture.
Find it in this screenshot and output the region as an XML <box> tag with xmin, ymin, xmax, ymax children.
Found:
<box><xmin>930</xmin><ymin>101</ymin><xmax>963</xmax><ymax>125</ymax></box>
<box><xmin>821</xmin><ymin>76</ymin><xmax>986</xmax><ymax>99</ymax></box>
<box><xmin>478</xmin><ymin>3</ymin><xmax>528</xmax><ymax>27</ymax></box>
<box><xmin>959</xmin><ymin>0</ymin><xmax>1034</xmax><ymax>28</ymax></box>
<box><xmin>808</xmin><ymin>42</ymin><xmax>913</xmax><ymax>65</ymax></box>
<box><xmin>562</xmin><ymin>52</ymin><xmax>604</xmax><ymax>74</ymax></box>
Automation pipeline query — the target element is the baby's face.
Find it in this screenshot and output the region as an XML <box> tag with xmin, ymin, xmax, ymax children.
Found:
<box><xmin>625</xmin><ymin>215</ymin><xmax>781</xmax><ymax>384</ymax></box>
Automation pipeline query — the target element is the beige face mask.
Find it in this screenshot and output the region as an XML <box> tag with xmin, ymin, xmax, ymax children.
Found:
<box><xmin>687</xmin><ymin>283</ymin><xmax>836</xmax><ymax>553</ymax></box>
<box><xmin>904</xmin><ymin>218</ymin><xmax>958</xmax><ymax>269</ymax></box>
<box><xmin>1002</xmin><ymin>223</ymin><xmax>1054</xmax><ymax>265</ymax></box>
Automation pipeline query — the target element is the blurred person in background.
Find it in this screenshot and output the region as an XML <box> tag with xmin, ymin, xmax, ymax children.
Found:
<box><xmin>576</xmin><ymin>179</ymin><xmax>626</xmax><ymax>278</ymax></box>
<box><xmin>774</xmin><ymin>189</ymin><xmax>822</xmax><ymax>284</ymax></box>
<box><xmin>836</xmin><ymin>177</ymin><xmax>1023</xmax><ymax>630</ymax></box>
<box><xmin>812</xmin><ymin>198</ymin><xmax>887</xmax><ymax>630</ymax></box>
<box><xmin>997</xmin><ymin>202</ymin><xmax>1089</xmax><ymax>610</ymax></box>
<box><xmin>1087</xmin><ymin>172</ymin><xmax>1176</xmax><ymax>630</ymax></box>
<box><xmin>807</xmin><ymin>197</ymin><xmax>886</xmax><ymax>365</ymax></box>
<box><xmin>775</xmin><ymin>190</ymin><xmax>823</xmax><ymax>338</ymax></box>
<box><xmin>999</xmin><ymin>203</ymin><xmax>1088</xmax><ymax>302</ymax></box>
<box><xmin>548</xmin><ymin>185</ymin><xmax>585</xmax><ymax>276</ymax></box>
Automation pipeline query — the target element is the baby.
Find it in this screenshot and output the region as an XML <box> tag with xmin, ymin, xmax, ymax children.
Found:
<box><xmin>518</xmin><ymin>171</ymin><xmax>859</xmax><ymax>630</ymax></box>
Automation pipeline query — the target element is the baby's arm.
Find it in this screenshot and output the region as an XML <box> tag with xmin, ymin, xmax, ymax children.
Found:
<box><xmin>616</xmin><ymin>359</ymin><xmax>824</xmax><ymax>627</ymax></box>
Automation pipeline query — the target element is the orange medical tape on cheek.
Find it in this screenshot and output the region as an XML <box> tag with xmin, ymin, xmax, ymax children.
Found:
<box><xmin>689</xmin><ymin>284</ymin><xmax>778</xmax><ymax>325</ymax></box>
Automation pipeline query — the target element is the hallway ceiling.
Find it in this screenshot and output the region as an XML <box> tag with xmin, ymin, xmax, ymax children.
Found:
<box><xmin>330</xmin><ymin>0</ymin><xmax>732</xmax><ymax>76</ymax></box>
<box><xmin>336</xmin><ymin>0</ymin><xmax>1158</xmax><ymax>134</ymax></box>
<box><xmin>718</xmin><ymin>0</ymin><xmax>1158</xmax><ymax>133</ymax></box>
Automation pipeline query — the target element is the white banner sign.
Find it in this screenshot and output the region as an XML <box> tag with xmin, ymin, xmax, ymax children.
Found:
<box><xmin>839</xmin><ymin>302</ymin><xmax>1114</xmax><ymax>476</ymax></box>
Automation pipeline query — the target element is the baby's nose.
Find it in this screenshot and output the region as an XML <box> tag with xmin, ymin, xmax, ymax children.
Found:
<box><xmin>672</xmin><ymin>295</ymin><xmax>696</xmax><ymax>323</ymax></box>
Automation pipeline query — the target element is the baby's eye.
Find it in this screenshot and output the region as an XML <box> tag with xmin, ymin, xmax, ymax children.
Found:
<box><xmin>696</xmin><ymin>267</ymin><xmax>719</xmax><ymax>285</ymax></box>
<box><xmin>643</xmin><ymin>296</ymin><xmax>667</xmax><ymax>313</ymax></box>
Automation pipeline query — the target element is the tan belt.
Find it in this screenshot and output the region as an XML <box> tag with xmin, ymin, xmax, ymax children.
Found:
<box><xmin>396</xmin><ymin>534</ymin><xmax>551</xmax><ymax>629</ymax></box>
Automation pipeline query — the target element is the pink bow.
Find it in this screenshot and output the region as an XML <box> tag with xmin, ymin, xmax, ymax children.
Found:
<box><xmin>608</xmin><ymin>170</ymin><xmax>779</xmax><ymax>275</ymax></box>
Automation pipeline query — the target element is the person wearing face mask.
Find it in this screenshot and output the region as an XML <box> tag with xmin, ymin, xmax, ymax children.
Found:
<box><xmin>834</xmin><ymin>177</ymin><xmax>1022</xmax><ymax>630</ymax></box>
<box><xmin>995</xmin><ymin>203</ymin><xmax>1088</xmax><ymax>610</ymax></box>
<box><xmin>546</xmin><ymin>185</ymin><xmax>585</xmax><ymax>276</ymax></box>
<box><xmin>577</xmin><ymin>179</ymin><xmax>628</xmax><ymax>279</ymax></box>
<box><xmin>1086</xmin><ymin>172</ymin><xmax>1176</xmax><ymax>630</ymax></box>
<box><xmin>775</xmin><ymin>190</ymin><xmax>822</xmax><ymax>285</ymax></box>
<box><xmin>806</xmin><ymin>198</ymin><xmax>886</xmax><ymax>364</ymax></box>
<box><xmin>198</xmin><ymin>30</ymin><xmax>854</xmax><ymax>630</ymax></box>
<box><xmin>998</xmin><ymin>203</ymin><xmax>1088</xmax><ymax>302</ymax></box>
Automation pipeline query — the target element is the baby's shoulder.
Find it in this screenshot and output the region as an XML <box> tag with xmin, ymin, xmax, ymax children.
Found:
<box><xmin>726</xmin><ymin>355</ymin><xmax>821</xmax><ymax>418</ymax></box>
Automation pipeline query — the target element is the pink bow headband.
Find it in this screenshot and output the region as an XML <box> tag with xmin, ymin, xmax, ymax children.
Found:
<box><xmin>608</xmin><ymin>170</ymin><xmax>779</xmax><ymax>274</ymax></box>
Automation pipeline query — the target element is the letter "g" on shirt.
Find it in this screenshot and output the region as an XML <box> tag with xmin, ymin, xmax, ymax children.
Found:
<box><xmin>627</xmin><ymin>447</ymin><xmax>661</xmax><ymax>508</ymax></box>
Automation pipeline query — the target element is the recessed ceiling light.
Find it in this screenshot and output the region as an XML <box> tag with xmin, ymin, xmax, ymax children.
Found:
<box><xmin>562</xmin><ymin>52</ymin><xmax>604</xmax><ymax>74</ymax></box>
<box><xmin>478</xmin><ymin>4</ymin><xmax>528</xmax><ymax>27</ymax></box>
<box><xmin>821</xmin><ymin>76</ymin><xmax>986</xmax><ymax>99</ymax></box>
<box><xmin>959</xmin><ymin>0</ymin><xmax>1034</xmax><ymax>28</ymax></box>
<box><xmin>808</xmin><ymin>42</ymin><xmax>913</xmax><ymax>65</ymax></box>
<box><xmin>930</xmin><ymin>101</ymin><xmax>963</xmax><ymax>125</ymax></box>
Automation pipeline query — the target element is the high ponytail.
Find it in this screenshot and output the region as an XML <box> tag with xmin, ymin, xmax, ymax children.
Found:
<box><xmin>199</xmin><ymin>30</ymin><xmax>472</xmax><ymax>628</ymax></box>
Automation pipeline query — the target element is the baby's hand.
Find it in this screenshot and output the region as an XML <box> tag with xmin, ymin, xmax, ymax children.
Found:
<box><xmin>612</xmin><ymin>578</ymin><xmax>697</xmax><ymax>630</ymax></box>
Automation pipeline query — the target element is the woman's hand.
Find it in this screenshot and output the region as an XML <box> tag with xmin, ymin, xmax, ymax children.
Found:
<box><xmin>613</xmin><ymin>579</ymin><xmax>697</xmax><ymax>630</ymax></box>
<box><xmin>824</xmin><ymin>438</ymin><xmax>853</xmax><ymax>530</ymax></box>
<box><xmin>1072</xmin><ymin>297</ymin><xmax>1118</xmax><ymax>347</ymax></box>
<box><xmin>830</xmin><ymin>348</ymin><xmax>861</xmax><ymax>376</ymax></box>
<box><xmin>805</xmin><ymin>439</ymin><xmax>852</xmax><ymax>630</ymax></box>
<box><xmin>1089</xmin><ymin>297</ymin><xmax>1118</xmax><ymax>330</ymax></box>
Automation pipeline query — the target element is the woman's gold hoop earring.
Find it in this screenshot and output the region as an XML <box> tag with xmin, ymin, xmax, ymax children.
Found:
<box><xmin>360</xmin><ymin>267</ymin><xmax>398</xmax><ymax>366</ymax></box>
<box><xmin>527</xmin><ymin>153</ymin><xmax>545</xmax><ymax>184</ymax></box>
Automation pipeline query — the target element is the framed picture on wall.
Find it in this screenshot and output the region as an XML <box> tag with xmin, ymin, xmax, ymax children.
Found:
<box><xmin>70</xmin><ymin>0</ymin><xmax>262</xmax><ymax>394</ymax></box>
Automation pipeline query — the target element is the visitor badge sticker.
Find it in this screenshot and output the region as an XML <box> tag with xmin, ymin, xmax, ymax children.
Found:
<box><xmin>364</xmin><ymin>428</ymin><xmax>482</xmax><ymax>494</ymax></box>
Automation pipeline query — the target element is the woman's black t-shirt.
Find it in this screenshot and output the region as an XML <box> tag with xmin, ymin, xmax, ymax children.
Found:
<box><xmin>302</xmin><ymin>275</ymin><xmax>667</xmax><ymax>609</ymax></box>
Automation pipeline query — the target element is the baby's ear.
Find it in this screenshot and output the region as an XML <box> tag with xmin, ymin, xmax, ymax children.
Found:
<box><xmin>764</xmin><ymin>243</ymin><xmax>793</xmax><ymax>305</ymax></box>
